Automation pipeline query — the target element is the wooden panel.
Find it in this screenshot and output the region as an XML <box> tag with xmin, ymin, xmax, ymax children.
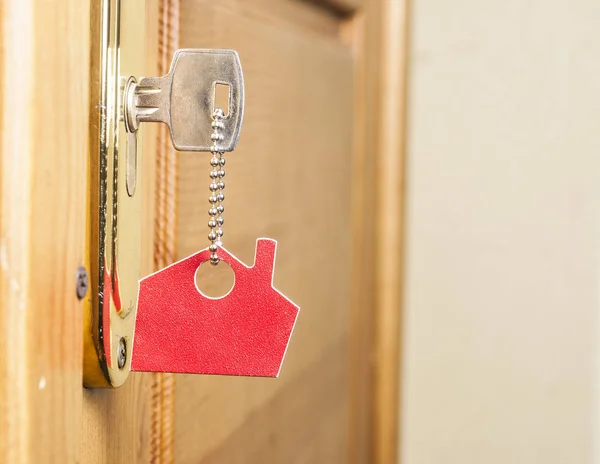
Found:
<box><xmin>204</xmin><ymin>0</ymin><xmax>341</xmax><ymax>39</ymax></box>
<box><xmin>183</xmin><ymin>338</ymin><xmax>349</xmax><ymax>463</ymax></box>
<box><xmin>175</xmin><ymin>0</ymin><xmax>354</xmax><ymax>462</ymax></box>
<box><xmin>0</xmin><ymin>0</ymin><xmax>89</xmax><ymax>462</ymax></box>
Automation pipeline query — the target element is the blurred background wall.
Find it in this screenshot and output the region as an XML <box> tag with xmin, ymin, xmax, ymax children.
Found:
<box><xmin>400</xmin><ymin>0</ymin><xmax>600</xmax><ymax>462</ymax></box>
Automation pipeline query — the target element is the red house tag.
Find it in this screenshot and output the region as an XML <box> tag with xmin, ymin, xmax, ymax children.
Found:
<box><xmin>131</xmin><ymin>239</ymin><xmax>299</xmax><ymax>377</ymax></box>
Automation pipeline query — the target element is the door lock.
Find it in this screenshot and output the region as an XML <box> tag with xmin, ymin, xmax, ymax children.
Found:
<box><xmin>84</xmin><ymin>0</ymin><xmax>245</xmax><ymax>388</ymax></box>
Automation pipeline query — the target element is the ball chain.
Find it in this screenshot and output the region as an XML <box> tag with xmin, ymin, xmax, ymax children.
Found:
<box><xmin>208</xmin><ymin>108</ymin><xmax>226</xmax><ymax>265</ymax></box>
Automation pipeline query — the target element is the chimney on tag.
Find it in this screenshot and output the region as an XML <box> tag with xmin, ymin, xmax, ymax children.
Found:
<box><xmin>252</xmin><ymin>238</ymin><xmax>277</xmax><ymax>284</ymax></box>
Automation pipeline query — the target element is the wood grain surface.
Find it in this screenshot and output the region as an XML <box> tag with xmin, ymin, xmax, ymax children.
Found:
<box><xmin>174</xmin><ymin>0</ymin><xmax>355</xmax><ymax>462</ymax></box>
<box><xmin>0</xmin><ymin>0</ymin><xmax>89</xmax><ymax>462</ymax></box>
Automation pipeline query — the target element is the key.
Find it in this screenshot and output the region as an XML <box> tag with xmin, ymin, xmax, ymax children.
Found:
<box><xmin>124</xmin><ymin>48</ymin><xmax>244</xmax><ymax>152</ymax></box>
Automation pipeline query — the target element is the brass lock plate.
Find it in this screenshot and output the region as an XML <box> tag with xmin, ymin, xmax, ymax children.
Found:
<box><xmin>83</xmin><ymin>0</ymin><xmax>145</xmax><ymax>388</ymax></box>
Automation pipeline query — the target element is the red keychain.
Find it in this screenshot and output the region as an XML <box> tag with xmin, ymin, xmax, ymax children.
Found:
<box><xmin>131</xmin><ymin>108</ymin><xmax>299</xmax><ymax>377</ymax></box>
<box><xmin>132</xmin><ymin>239</ymin><xmax>298</xmax><ymax>377</ymax></box>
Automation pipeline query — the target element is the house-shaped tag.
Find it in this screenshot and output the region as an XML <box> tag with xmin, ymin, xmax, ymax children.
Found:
<box><xmin>131</xmin><ymin>239</ymin><xmax>299</xmax><ymax>377</ymax></box>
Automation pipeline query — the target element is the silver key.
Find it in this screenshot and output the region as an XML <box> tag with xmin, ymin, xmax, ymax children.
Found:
<box><xmin>124</xmin><ymin>49</ymin><xmax>244</xmax><ymax>152</ymax></box>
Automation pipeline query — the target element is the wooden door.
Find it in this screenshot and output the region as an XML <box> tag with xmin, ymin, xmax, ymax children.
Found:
<box><xmin>0</xmin><ymin>0</ymin><xmax>406</xmax><ymax>463</ymax></box>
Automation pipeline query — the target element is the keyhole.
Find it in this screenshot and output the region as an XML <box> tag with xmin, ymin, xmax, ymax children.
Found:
<box><xmin>195</xmin><ymin>260</ymin><xmax>235</xmax><ymax>299</ymax></box>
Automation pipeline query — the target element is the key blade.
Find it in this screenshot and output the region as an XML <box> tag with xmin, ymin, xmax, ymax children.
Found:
<box><xmin>136</xmin><ymin>49</ymin><xmax>244</xmax><ymax>152</ymax></box>
<box><xmin>133</xmin><ymin>77</ymin><xmax>169</xmax><ymax>124</ymax></box>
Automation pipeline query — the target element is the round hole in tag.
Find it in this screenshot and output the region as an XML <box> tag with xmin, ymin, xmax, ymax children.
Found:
<box><xmin>195</xmin><ymin>259</ymin><xmax>235</xmax><ymax>299</ymax></box>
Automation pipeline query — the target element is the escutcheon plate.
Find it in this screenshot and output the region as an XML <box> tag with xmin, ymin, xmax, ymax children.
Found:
<box><xmin>83</xmin><ymin>0</ymin><xmax>145</xmax><ymax>388</ymax></box>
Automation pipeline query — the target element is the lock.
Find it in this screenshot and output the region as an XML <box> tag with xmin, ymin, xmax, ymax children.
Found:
<box><xmin>84</xmin><ymin>0</ymin><xmax>245</xmax><ymax>388</ymax></box>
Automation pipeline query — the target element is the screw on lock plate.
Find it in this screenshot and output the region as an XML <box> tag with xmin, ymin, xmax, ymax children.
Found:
<box><xmin>124</xmin><ymin>49</ymin><xmax>244</xmax><ymax>152</ymax></box>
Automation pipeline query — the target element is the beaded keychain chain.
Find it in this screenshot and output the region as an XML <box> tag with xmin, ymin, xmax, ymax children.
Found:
<box><xmin>207</xmin><ymin>108</ymin><xmax>227</xmax><ymax>265</ymax></box>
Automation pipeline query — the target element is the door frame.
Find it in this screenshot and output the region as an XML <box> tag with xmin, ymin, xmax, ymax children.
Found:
<box><xmin>350</xmin><ymin>1</ymin><xmax>410</xmax><ymax>463</ymax></box>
